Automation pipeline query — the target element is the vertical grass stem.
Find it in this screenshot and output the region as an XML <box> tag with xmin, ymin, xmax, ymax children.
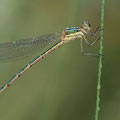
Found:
<box><xmin>95</xmin><ymin>0</ymin><xmax>105</xmax><ymax>120</ymax></box>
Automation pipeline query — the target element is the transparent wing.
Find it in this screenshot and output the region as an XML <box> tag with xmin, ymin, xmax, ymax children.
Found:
<box><xmin>0</xmin><ymin>32</ymin><xmax>61</xmax><ymax>61</ymax></box>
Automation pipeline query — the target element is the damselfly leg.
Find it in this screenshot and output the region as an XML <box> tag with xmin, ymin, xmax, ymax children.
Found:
<box><xmin>80</xmin><ymin>26</ymin><xmax>103</xmax><ymax>58</ymax></box>
<box><xmin>88</xmin><ymin>26</ymin><xmax>103</xmax><ymax>36</ymax></box>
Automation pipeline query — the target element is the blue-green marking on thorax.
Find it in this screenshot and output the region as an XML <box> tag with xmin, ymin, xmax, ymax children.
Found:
<box><xmin>65</xmin><ymin>27</ymin><xmax>80</xmax><ymax>35</ymax></box>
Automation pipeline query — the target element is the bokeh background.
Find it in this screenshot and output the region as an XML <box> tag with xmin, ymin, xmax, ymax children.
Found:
<box><xmin>0</xmin><ymin>0</ymin><xmax>120</xmax><ymax>120</ymax></box>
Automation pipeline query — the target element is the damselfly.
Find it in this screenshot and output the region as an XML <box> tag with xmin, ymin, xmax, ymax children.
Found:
<box><xmin>0</xmin><ymin>21</ymin><xmax>102</xmax><ymax>94</ymax></box>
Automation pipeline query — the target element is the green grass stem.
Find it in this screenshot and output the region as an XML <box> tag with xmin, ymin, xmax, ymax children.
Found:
<box><xmin>95</xmin><ymin>0</ymin><xmax>105</xmax><ymax>120</ymax></box>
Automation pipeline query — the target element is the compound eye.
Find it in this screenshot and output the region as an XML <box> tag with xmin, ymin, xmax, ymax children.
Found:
<box><xmin>82</xmin><ymin>20</ymin><xmax>89</xmax><ymax>25</ymax></box>
<box><xmin>89</xmin><ymin>24</ymin><xmax>91</xmax><ymax>27</ymax></box>
<box><xmin>82</xmin><ymin>21</ymin><xmax>85</xmax><ymax>24</ymax></box>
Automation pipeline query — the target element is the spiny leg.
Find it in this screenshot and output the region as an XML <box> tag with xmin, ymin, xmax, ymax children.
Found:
<box><xmin>88</xmin><ymin>26</ymin><xmax>103</xmax><ymax>36</ymax></box>
<box><xmin>83</xmin><ymin>35</ymin><xmax>101</xmax><ymax>46</ymax></box>
<box><xmin>80</xmin><ymin>39</ymin><xmax>100</xmax><ymax>58</ymax></box>
<box><xmin>83</xmin><ymin>26</ymin><xmax>103</xmax><ymax>46</ymax></box>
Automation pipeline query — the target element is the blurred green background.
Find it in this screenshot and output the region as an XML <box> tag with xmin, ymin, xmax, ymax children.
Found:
<box><xmin>0</xmin><ymin>0</ymin><xmax>120</xmax><ymax>120</ymax></box>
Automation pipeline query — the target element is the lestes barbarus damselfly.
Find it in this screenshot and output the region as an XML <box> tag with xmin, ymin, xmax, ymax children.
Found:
<box><xmin>0</xmin><ymin>21</ymin><xmax>102</xmax><ymax>94</ymax></box>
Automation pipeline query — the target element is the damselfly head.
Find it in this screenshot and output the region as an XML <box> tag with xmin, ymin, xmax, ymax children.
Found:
<box><xmin>82</xmin><ymin>21</ymin><xmax>91</xmax><ymax>31</ymax></box>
